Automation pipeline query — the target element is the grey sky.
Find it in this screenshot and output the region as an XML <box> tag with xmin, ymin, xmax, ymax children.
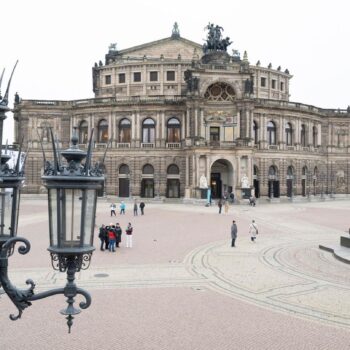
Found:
<box><xmin>2</xmin><ymin>0</ymin><xmax>350</xmax><ymax>142</ymax></box>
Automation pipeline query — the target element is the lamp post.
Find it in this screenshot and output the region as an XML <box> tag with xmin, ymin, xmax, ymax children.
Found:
<box><xmin>0</xmin><ymin>67</ymin><xmax>105</xmax><ymax>333</ymax></box>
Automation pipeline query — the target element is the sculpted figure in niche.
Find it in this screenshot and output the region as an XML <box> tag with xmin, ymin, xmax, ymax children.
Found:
<box><xmin>241</xmin><ymin>174</ymin><xmax>249</xmax><ymax>188</ymax></box>
<box><xmin>199</xmin><ymin>174</ymin><xmax>208</xmax><ymax>189</ymax></box>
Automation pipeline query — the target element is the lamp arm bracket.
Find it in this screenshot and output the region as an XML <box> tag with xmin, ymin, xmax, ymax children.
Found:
<box><xmin>0</xmin><ymin>237</ymin><xmax>35</xmax><ymax>321</ymax></box>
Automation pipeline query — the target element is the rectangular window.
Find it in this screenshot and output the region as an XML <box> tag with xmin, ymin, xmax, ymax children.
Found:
<box><xmin>166</xmin><ymin>71</ymin><xmax>175</xmax><ymax>81</ymax></box>
<box><xmin>118</xmin><ymin>73</ymin><xmax>125</xmax><ymax>83</ymax></box>
<box><xmin>210</xmin><ymin>127</ymin><xmax>220</xmax><ymax>142</ymax></box>
<box><xmin>105</xmin><ymin>75</ymin><xmax>111</xmax><ymax>85</ymax></box>
<box><xmin>260</xmin><ymin>77</ymin><xmax>266</xmax><ymax>87</ymax></box>
<box><xmin>133</xmin><ymin>72</ymin><xmax>141</xmax><ymax>82</ymax></box>
<box><xmin>150</xmin><ymin>71</ymin><xmax>158</xmax><ymax>82</ymax></box>
<box><xmin>271</xmin><ymin>79</ymin><xmax>276</xmax><ymax>89</ymax></box>
<box><xmin>280</xmin><ymin>82</ymin><xmax>284</xmax><ymax>91</ymax></box>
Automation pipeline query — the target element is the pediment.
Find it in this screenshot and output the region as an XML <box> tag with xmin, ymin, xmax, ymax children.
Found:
<box><xmin>119</xmin><ymin>37</ymin><xmax>202</xmax><ymax>60</ymax></box>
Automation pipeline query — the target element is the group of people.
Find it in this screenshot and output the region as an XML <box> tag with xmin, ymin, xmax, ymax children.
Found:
<box><xmin>98</xmin><ymin>222</ymin><xmax>134</xmax><ymax>251</ymax></box>
<box><xmin>110</xmin><ymin>201</ymin><xmax>146</xmax><ymax>217</ymax></box>
<box><xmin>231</xmin><ymin>219</ymin><xmax>259</xmax><ymax>247</ymax></box>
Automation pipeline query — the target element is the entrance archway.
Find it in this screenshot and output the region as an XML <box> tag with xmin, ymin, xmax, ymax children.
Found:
<box><xmin>253</xmin><ymin>165</ymin><xmax>260</xmax><ymax>198</ymax></box>
<box><xmin>210</xmin><ymin>159</ymin><xmax>234</xmax><ymax>199</ymax></box>
<box><xmin>268</xmin><ymin>165</ymin><xmax>280</xmax><ymax>198</ymax></box>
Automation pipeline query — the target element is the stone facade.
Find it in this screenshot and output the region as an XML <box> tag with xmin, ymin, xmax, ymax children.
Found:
<box><xmin>13</xmin><ymin>26</ymin><xmax>350</xmax><ymax>201</ymax></box>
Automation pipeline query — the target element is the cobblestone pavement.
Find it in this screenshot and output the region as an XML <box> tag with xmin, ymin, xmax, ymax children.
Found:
<box><xmin>1</xmin><ymin>198</ymin><xmax>350</xmax><ymax>349</ymax></box>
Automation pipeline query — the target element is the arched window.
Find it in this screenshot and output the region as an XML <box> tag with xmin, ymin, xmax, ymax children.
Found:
<box><xmin>142</xmin><ymin>118</ymin><xmax>155</xmax><ymax>143</ymax></box>
<box><xmin>301</xmin><ymin>124</ymin><xmax>307</xmax><ymax>147</ymax></box>
<box><xmin>302</xmin><ymin>166</ymin><xmax>308</xmax><ymax>176</ymax></box>
<box><xmin>167</xmin><ymin>164</ymin><xmax>180</xmax><ymax>174</ymax></box>
<box><xmin>254</xmin><ymin>165</ymin><xmax>259</xmax><ymax>176</ymax></box>
<box><xmin>253</xmin><ymin>121</ymin><xmax>258</xmax><ymax>145</ymax></box>
<box><xmin>285</xmin><ymin>122</ymin><xmax>293</xmax><ymax>146</ymax></box>
<box><xmin>167</xmin><ymin>118</ymin><xmax>181</xmax><ymax>143</ymax></box>
<box><xmin>287</xmin><ymin>166</ymin><xmax>294</xmax><ymax>177</ymax></box>
<box><xmin>142</xmin><ymin>164</ymin><xmax>154</xmax><ymax>174</ymax></box>
<box><xmin>98</xmin><ymin>119</ymin><xmax>108</xmax><ymax>143</ymax></box>
<box><xmin>119</xmin><ymin>164</ymin><xmax>130</xmax><ymax>174</ymax></box>
<box><xmin>204</xmin><ymin>82</ymin><xmax>235</xmax><ymax>101</ymax></box>
<box><xmin>312</xmin><ymin>126</ymin><xmax>318</xmax><ymax>147</ymax></box>
<box><xmin>269</xmin><ymin>165</ymin><xmax>277</xmax><ymax>176</ymax></box>
<box><xmin>119</xmin><ymin>118</ymin><xmax>131</xmax><ymax>143</ymax></box>
<box><xmin>267</xmin><ymin>121</ymin><xmax>276</xmax><ymax>145</ymax></box>
<box><xmin>78</xmin><ymin>120</ymin><xmax>88</xmax><ymax>144</ymax></box>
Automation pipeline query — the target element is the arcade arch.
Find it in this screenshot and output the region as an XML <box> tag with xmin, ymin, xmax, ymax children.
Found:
<box><xmin>210</xmin><ymin>159</ymin><xmax>234</xmax><ymax>199</ymax></box>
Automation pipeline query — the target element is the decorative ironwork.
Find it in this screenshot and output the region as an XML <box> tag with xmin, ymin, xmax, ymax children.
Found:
<box><xmin>50</xmin><ymin>252</ymin><xmax>93</xmax><ymax>272</ymax></box>
<box><xmin>0</xmin><ymin>237</ymin><xmax>92</xmax><ymax>333</ymax></box>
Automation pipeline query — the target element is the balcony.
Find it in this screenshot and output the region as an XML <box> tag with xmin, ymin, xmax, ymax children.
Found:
<box><xmin>166</xmin><ymin>143</ymin><xmax>181</xmax><ymax>149</ymax></box>
<box><xmin>95</xmin><ymin>143</ymin><xmax>107</xmax><ymax>149</ymax></box>
<box><xmin>117</xmin><ymin>143</ymin><xmax>130</xmax><ymax>148</ymax></box>
<box><xmin>141</xmin><ymin>143</ymin><xmax>155</xmax><ymax>149</ymax></box>
<box><xmin>269</xmin><ymin>145</ymin><xmax>278</xmax><ymax>150</ymax></box>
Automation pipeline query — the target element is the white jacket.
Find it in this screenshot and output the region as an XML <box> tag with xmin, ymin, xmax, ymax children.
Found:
<box><xmin>249</xmin><ymin>223</ymin><xmax>258</xmax><ymax>237</ymax></box>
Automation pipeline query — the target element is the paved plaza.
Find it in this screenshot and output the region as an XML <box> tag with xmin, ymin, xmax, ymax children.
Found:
<box><xmin>1</xmin><ymin>197</ymin><xmax>350</xmax><ymax>349</ymax></box>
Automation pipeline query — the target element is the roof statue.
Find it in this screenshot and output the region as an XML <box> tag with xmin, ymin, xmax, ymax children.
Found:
<box><xmin>203</xmin><ymin>23</ymin><xmax>232</xmax><ymax>53</ymax></box>
<box><xmin>171</xmin><ymin>22</ymin><xmax>180</xmax><ymax>39</ymax></box>
<box><xmin>108</xmin><ymin>43</ymin><xmax>117</xmax><ymax>53</ymax></box>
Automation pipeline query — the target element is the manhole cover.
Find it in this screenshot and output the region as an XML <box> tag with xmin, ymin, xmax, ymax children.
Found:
<box><xmin>94</xmin><ymin>273</ymin><xmax>109</xmax><ymax>278</ymax></box>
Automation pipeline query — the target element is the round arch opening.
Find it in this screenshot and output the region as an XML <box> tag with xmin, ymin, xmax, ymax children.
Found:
<box><xmin>210</xmin><ymin>159</ymin><xmax>234</xmax><ymax>199</ymax></box>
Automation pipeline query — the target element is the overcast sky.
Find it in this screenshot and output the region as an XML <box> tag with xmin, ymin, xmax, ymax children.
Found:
<box><xmin>2</xmin><ymin>0</ymin><xmax>350</xmax><ymax>142</ymax></box>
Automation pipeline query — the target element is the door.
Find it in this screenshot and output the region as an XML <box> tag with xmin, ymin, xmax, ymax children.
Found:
<box><xmin>211</xmin><ymin>173</ymin><xmax>222</xmax><ymax>199</ymax></box>
<box><xmin>141</xmin><ymin>179</ymin><xmax>154</xmax><ymax>198</ymax></box>
<box><xmin>119</xmin><ymin>178</ymin><xmax>129</xmax><ymax>197</ymax></box>
<box><xmin>166</xmin><ymin>179</ymin><xmax>180</xmax><ymax>198</ymax></box>
<box><xmin>253</xmin><ymin>179</ymin><xmax>260</xmax><ymax>198</ymax></box>
<box><xmin>287</xmin><ymin>179</ymin><xmax>293</xmax><ymax>197</ymax></box>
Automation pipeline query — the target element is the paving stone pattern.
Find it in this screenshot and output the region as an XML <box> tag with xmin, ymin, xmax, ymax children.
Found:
<box><xmin>1</xmin><ymin>198</ymin><xmax>350</xmax><ymax>349</ymax></box>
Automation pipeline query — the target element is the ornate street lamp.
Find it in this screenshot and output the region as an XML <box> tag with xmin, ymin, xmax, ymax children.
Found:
<box><xmin>0</xmin><ymin>127</ymin><xmax>104</xmax><ymax>332</ymax></box>
<box><xmin>0</xmin><ymin>66</ymin><xmax>105</xmax><ymax>332</ymax></box>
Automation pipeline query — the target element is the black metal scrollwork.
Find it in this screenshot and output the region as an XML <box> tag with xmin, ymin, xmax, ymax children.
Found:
<box><xmin>0</xmin><ymin>238</ymin><xmax>92</xmax><ymax>332</ymax></box>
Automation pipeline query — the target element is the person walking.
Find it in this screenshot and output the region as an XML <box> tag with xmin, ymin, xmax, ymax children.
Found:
<box><xmin>231</xmin><ymin>220</ymin><xmax>238</xmax><ymax>247</ymax></box>
<box><xmin>107</xmin><ymin>224</ymin><xmax>117</xmax><ymax>252</ymax></box>
<box><xmin>120</xmin><ymin>201</ymin><xmax>126</xmax><ymax>215</ymax></box>
<box><xmin>115</xmin><ymin>223</ymin><xmax>122</xmax><ymax>247</ymax></box>
<box><xmin>125</xmin><ymin>222</ymin><xmax>133</xmax><ymax>248</ymax></box>
<box><xmin>133</xmin><ymin>200</ymin><xmax>138</xmax><ymax>216</ymax></box>
<box><xmin>110</xmin><ymin>203</ymin><xmax>116</xmax><ymax>216</ymax></box>
<box><xmin>224</xmin><ymin>200</ymin><xmax>229</xmax><ymax>215</ymax></box>
<box><xmin>139</xmin><ymin>201</ymin><xmax>145</xmax><ymax>215</ymax></box>
<box><xmin>249</xmin><ymin>219</ymin><xmax>258</xmax><ymax>242</ymax></box>
<box><xmin>98</xmin><ymin>224</ymin><xmax>107</xmax><ymax>251</ymax></box>
<box><xmin>218</xmin><ymin>199</ymin><xmax>223</xmax><ymax>214</ymax></box>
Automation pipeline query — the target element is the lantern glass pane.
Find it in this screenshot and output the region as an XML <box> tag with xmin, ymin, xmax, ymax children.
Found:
<box><xmin>48</xmin><ymin>188</ymin><xmax>58</xmax><ymax>246</ymax></box>
<box><xmin>64</xmin><ymin>189</ymin><xmax>83</xmax><ymax>248</ymax></box>
<box><xmin>84</xmin><ymin>189</ymin><xmax>96</xmax><ymax>246</ymax></box>
<box><xmin>0</xmin><ymin>188</ymin><xmax>13</xmax><ymax>237</ymax></box>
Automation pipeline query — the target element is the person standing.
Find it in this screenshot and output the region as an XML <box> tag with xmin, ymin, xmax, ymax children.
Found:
<box><xmin>218</xmin><ymin>199</ymin><xmax>223</xmax><ymax>214</ymax></box>
<box><xmin>110</xmin><ymin>203</ymin><xmax>116</xmax><ymax>216</ymax></box>
<box><xmin>231</xmin><ymin>220</ymin><xmax>238</xmax><ymax>247</ymax></box>
<box><xmin>249</xmin><ymin>219</ymin><xmax>258</xmax><ymax>242</ymax></box>
<box><xmin>107</xmin><ymin>224</ymin><xmax>117</xmax><ymax>252</ymax></box>
<box><xmin>125</xmin><ymin>222</ymin><xmax>133</xmax><ymax>248</ymax></box>
<box><xmin>120</xmin><ymin>201</ymin><xmax>126</xmax><ymax>215</ymax></box>
<box><xmin>115</xmin><ymin>223</ymin><xmax>122</xmax><ymax>247</ymax></box>
<box><xmin>133</xmin><ymin>200</ymin><xmax>138</xmax><ymax>216</ymax></box>
<box><xmin>139</xmin><ymin>201</ymin><xmax>145</xmax><ymax>215</ymax></box>
<box><xmin>98</xmin><ymin>224</ymin><xmax>107</xmax><ymax>251</ymax></box>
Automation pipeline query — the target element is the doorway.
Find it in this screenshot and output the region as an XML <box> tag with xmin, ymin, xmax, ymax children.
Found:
<box><xmin>141</xmin><ymin>179</ymin><xmax>154</xmax><ymax>198</ymax></box>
